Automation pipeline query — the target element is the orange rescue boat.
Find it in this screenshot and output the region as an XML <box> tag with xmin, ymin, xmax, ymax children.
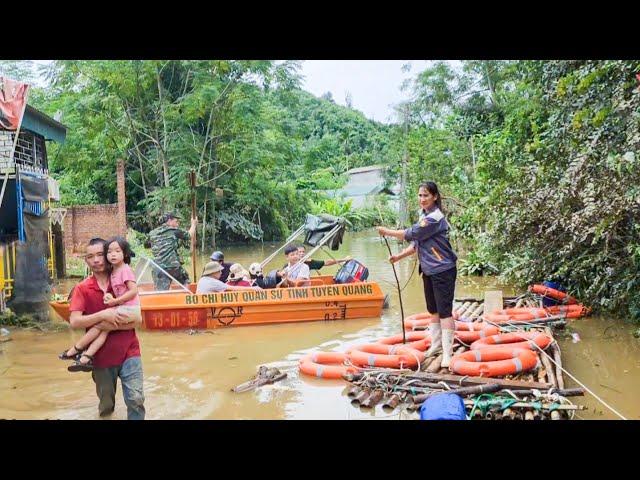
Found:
<box><xmin>50</xmin><ymin>275</ymin><xmax>385</xmax><ymax>330</ymax></box>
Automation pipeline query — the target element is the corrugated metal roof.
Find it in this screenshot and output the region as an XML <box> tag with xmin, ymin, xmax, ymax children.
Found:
<box><xmin>346</xmin><ymin>165</ymin><xmax>386</xmax><ymax>175</ymax></box>
<box><xmin>21</xmin><ymin>105</ymin><xmax>67</xmax><ymax>143</ymax></box>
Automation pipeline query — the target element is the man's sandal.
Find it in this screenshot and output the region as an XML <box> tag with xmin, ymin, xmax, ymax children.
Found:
<box><xmin>59</xmin><ymin>345</ymin><xmax>84</xmax><ymax>360</ymax></box>
<box><xmin>68</xmin><ymin>354</ymin><xmax>94</xmax><ymax>372</ymax></box>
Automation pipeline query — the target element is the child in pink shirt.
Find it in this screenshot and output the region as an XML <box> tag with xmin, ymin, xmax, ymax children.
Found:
<box><xmin>60</xmin><ymin>236</ymin><xmax>141</xmax><ymax>372</ymax></box>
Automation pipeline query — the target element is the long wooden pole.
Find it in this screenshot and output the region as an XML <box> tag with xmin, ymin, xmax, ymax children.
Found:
<box><xmin>188</xmin><ymin>170</ymin><xmax>197</xmax><ymax>281</ymax></box>
<box><xmin>382</xmin><ymin>235</ymin><xmax>406</xmax><ymax>344</ymax></box>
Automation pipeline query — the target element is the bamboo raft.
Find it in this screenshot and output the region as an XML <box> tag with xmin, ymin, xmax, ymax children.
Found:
<box><xmin>340</xmin><ymin>295</ymin><xmax>585</xmax><ymax>420</ymax></box>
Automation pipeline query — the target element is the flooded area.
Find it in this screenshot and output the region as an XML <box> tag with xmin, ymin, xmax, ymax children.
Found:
<box><xmin>1</xmin><ymin>230</ymin><xmax>639</xmax><ymax>420</ymax></box>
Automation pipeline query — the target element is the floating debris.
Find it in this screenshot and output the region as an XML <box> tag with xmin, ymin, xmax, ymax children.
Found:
<box><xmin>232</xmin><ymin>365</ymin><xmax>287</xmax><ymax>393</ymax></box>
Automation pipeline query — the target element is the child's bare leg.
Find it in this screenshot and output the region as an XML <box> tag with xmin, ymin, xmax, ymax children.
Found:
<box><xmin>65</xmin><ymin>327</ymin><xmax>102</xmax><ymax>357</ymax></box>
<box><xmin>79</xmin><ymin>331</ymin><xmax>109</xmax><ymax>364</ymax></box>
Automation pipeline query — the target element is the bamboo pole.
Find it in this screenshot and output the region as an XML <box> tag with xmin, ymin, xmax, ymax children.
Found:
<box><xmin>469</xmin><ymin>303</ymin><xmax>484</xmax><ymax>320</ymax></box>
<box><xmin>462</xmin><ymin>399</ymin><xmax>583</xmax><ymax>411</ymax></box>
<box><xmin>457</xmin><ymin>302</ymin><xmax>476</xmax><ymax>319</ymax></box>
<box><xmin>381</xmin><ymin>393</ymin><xmax>402</xmax><ymax>411</ymax></box>
<box><xmin>361</xmin><ymin>389</ymin><xmax>384</xmax><ymax>408</ymax></box>
<box><xmin>502</xmin><ymin>408</ymin><xmax>515</xmax><ymax>420</ymax></box>
<box><xmin>551</xmin><ymin>343</ymin><xmax>565</xmax><ymax>390</ymax></box>
<box><xmin>486</xmin><ymin>410</ymin><xmax>501</xmax><ymax>420</ymax></box>
<box><xmin>458</xmin><ymin>302</ymin><xmax>478</xmax><ymax>316</ymax></box>
<box><xmin>540</xmin><ymin>348</ymin><xmax>559</xmax><ymax>389</ymax></box>
<box><xmin>455</xmin><ymin>301</ymin><xmax>471</xmax><ymax>316</ymax></box>
<box><xmin>188</xmin><ymin>170</ymin><xmax>197</xmax><ymax>281</ymax></box>
<box><xmin>411</xmin><ymin>383</ymin><xmax>501</xmax><ymax>405</ymax></box>
<box><xmin>505</xmin><ymin>387</ymin><xmax>584</xmax><ymax>397</ymax></box>
<box><xmin>351</xmin><ymin>388</ymin><xmax>370</xmax><ymax>406</ymax></box>
<box><xmin>405</xmin><ymin>371</ymin><xmax>553</xmax><ymax>390</ymax></box>
<box><xmin>346</xmin><ymin>385</ymin><xmax>360</xmax><ymax>397</ymax></box>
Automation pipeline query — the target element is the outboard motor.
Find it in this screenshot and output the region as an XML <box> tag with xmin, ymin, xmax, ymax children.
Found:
<box><xmin>334</xmin><ymin>259</ymin><xmax>369</xmax><ymax>284</ymax></box>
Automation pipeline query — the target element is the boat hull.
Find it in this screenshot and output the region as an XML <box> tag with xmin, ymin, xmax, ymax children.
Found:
<box><xmin>50</xmin><ymin>278</ymin><xmax>385</xmax><ymax>330</ymax></box>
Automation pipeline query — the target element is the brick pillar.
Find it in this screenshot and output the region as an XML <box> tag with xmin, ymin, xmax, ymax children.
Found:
<box><xmin>116</xmin><ymin>159</ymin><xmax>127</xmax><ymax>238</ymax></box>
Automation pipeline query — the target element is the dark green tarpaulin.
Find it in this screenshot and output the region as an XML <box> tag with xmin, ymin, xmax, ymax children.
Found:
<box><xmin>303</xmin><ymin>214</ymin><xmax>346</xmax><ymax>251</ymax></box>
<box><xmin>19</xmin><ymin>174</ymin><xmax>49</xmax><ymax>202</ymax></box>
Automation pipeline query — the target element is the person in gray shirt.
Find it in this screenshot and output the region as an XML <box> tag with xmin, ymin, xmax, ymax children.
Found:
<box><xmin>377</xmin><ymin>181</ymin><xmax>458</xmax><ymax>369</ymax></box>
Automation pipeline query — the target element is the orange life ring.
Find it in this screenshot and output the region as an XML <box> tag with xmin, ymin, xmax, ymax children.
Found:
<box><xmin>404</xmin><ymin>312</ymin><xmax>438</xmax><ymax>329</ymax></box>
<box><xmin>450</xmin><ymin>347</ymin><xmax>539</xmax><ymax>377</ymax></box>
<box><xmin>389</xmin><ymin>321</ymin><xmax>499</xmax><ymax>344</ymax></box>
<box><xmin>299</xmin><ymin>352</ymin><xmax>358</xmax><ymax>379</ymax></box>
<box><xmin>546</xmin><ymin>304</ymin><xmax>590</xmax><ymax>318</ymax></box>
<box><xmin>529</xmin><ymin>284</ymin><xmax>577</xmax><ymax>304</ymax></box>
<box><xmin>454</xmin><ymin>321</ymin><xmax>494</xmax><ymax>331</ymax></box>
<box><xmin>377</xmin><ymin>331</ymin><xmax>429</xmax><ymax>345</ymax></box>
<box><xmin>471</xmin><ymin>332</ymin><xmax>552</xmax><ymax>351</ymax></box>
<box><xmin>455</xmin><ymin>326</ymin><xmax>500</xmax><ymax>344</ymax></box>
<box><xmin>483</xmin><ymin>307</ymin><xmax>548</xmax><ymax>323</ymax></box>
<box><xmin>349</xmin><ymin>338</ymin><xmax>428</xmax><ymax>354</ymax></box>
<box><xmin>348</xmin><ymin>344</ymin><xmax>425</xmax><ymax>368</ymax></box>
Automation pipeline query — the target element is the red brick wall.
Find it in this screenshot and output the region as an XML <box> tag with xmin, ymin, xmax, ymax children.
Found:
<box><xmin>62</xmin><ymin>159</ymin><xmax>128</xmax><ymax>255</ymax></box>
<box><xmin>63</xmin><ymin>204</ymin><xmax>125</xmax><ymax>254</ymax></box>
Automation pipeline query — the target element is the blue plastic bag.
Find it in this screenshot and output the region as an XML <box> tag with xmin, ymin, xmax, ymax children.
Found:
<box><xmin>419</xmin><ymin>393</ymin><xmax>467</xmax><ymax>420</ymax></box>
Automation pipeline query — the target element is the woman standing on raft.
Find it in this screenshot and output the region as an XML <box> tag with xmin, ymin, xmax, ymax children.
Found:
<box><xmin>376</xmin><ymin>181</ymin><xmax>458</xmax><ymax>367</ymax></box>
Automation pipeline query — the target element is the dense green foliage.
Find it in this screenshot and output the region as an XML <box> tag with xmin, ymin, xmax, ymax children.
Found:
<box><xmin>397</xmin><ymin>60</ymin><xmax>640</xmax><ymax>321</ymax></box>
<box><xmin>8</xmin><ymin>60</ymin><xmax>393</xmax><ymax>246</ymax></box>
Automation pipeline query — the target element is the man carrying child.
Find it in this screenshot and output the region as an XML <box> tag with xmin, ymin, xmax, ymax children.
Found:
<box><xmin>63</xmin><ymin>237</ymin><xmax>145</xmax><ymax>420</ymax></box>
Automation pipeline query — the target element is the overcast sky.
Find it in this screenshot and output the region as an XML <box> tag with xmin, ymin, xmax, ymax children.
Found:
<box><xmin>300</xmin><ymin>60</ymin><xmax>431</xmax><ymax>124</ymax></box>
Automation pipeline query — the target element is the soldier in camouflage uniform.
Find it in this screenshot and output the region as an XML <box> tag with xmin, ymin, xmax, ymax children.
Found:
<box><xmin>149</xmin><ymin>213</ymin><xmax>198</xmax><ymax>291</ymax></box>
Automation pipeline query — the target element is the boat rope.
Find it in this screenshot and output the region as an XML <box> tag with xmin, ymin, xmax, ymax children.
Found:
<box><xmin>485</xmin><ymin>319</ymin><xmax>628</xmax><ymax>420</ymax></box>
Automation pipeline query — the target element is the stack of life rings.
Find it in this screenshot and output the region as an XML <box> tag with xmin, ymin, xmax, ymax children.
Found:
<box><xmin>482</xmin><ymin>284</ymin><xmax>591</xmax><ymax>324</ymax></box>
<box><xmin>298</xmin><ymin>315</ymin><xmax>530</xmax><ymax>380</ymax></box>
<box><xmin>300</xmin><ymin>284</ymin><xmax>589</xmax><ymax>380</ymax></box>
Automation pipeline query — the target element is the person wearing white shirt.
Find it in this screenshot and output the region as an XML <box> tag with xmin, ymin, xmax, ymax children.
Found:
<box><xmin>279</xmin><ymin>244</ymin><xmax>310</xmax><ymax>287</ymax></box>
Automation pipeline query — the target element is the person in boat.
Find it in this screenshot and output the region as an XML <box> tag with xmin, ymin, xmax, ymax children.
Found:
<box><xmin>226</xmin><ymin>264</ymin><xmax>252</xmax><ymax>287</ymax></box>
<box><xmin>376</xmin><ymin>181</ymin><xmax>458</xmax><ymax>368</ymax></box>
<box><xmin>248</xmin><ymin>262</ymin><xmax>268</xmax><ymax>289</ymax></box>
<box><xmin>278</xmin><ymin>244</ymin><xmax>310</xmax><ymax>287</ymax></box>
<box><xmin>197</xmin><ymin>261</ymin><xmax>260</xmax><ymax>293</ymax></box>
<box><xmin>209</xmin><ymin>251</ymin><xmax>234</xmax><ymax>283</ymax></box>
<box><xmin>62</xmin><ymin>236</ymin><xmax>142</xmax><ymax>373</ymax></box>
<box><xmin>62</xmin><ymin>237</ymin><xmax>145</xmax><ymax>420</ymax></box>
<box><xmin>296</xmin><ymin>245</ymin><xmax>352</xmax><ymax>272</ymax></box>
<box><xmin>149</xmin><ymin>212</ymin><xmax>197</xmax><ymax>290</ymax></box>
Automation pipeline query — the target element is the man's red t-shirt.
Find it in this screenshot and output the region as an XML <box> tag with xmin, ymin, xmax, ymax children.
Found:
<box><xmin>69</xmin><ymin>275</ymin><xmax>141</xmax><ymax>369</ymax></box>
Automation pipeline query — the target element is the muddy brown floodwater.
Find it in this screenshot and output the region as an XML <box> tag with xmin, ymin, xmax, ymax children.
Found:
<box><xmin>1</xmin><ymin>230</ymin><xmax>639</xmax><ymax>419</ymax></box>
